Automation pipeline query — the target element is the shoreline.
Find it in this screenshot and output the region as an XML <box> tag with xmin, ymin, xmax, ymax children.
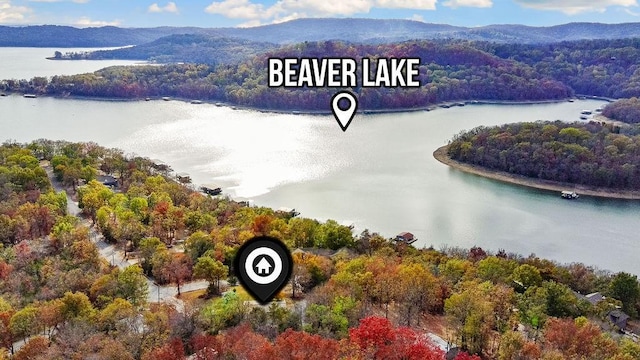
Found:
<box><xmin>433</xmin><ymin>145</ymin><xmax>640</xmax><ymax>200</ymax></box>
<box><xmin>3</xmin><ymin>91</ymin><xmax>612</xmax><ymax>115</ymax></box>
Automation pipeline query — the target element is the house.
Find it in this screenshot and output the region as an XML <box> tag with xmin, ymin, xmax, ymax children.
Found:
<box><xmin>608</xmin><ymin>309</ymin><xmax>630</xmax><ymax>330</ymax></box>
<box><xmin>255</xmin><ymin>257</ymin><xmax>272</xmax><ymax>275</ymax></box>
<box><xmin>97</xmin><ymin>175</ymin><xmax>118</xmax><ymax>188</ymax></box>
<box><xmin>584</xmin><ymin>292</ymin><xmax>604</xmax><ymax>305</ymax></box>
<box><xmin>395</xmin><ymin>232</ymin><xmax>417</xmax><ymax>244</ymax></box>
<box><xmin>573</xmin><ymin>291</ymin><xmax>630</xmax><ymax>331</ymax></box>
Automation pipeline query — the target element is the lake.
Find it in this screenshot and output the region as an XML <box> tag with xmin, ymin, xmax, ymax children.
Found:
<box><xmin>0</xmin><ymin>47</ymin><xmax>144</xmax><ymax>79</ymax></box>
<box><xmin>1</xmin><ymin>49</ymin><xmax>639</xmax><ymax>275</ymax></box>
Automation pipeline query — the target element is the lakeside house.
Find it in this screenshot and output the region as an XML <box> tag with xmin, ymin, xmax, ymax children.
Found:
<box><xmin>574</xmin><ymin>291</ymin><xmax>631</xmax><ymax>330</ymax></box>
<box><xmin>97</xmin><ymin>175</ymin><xmax>118</xmax><ymax>188</ymax></box>
<box><xmin>395</xmin><ymin>232</ymin><xmax>417</xmax><ymax>244</ymax></box>
<box><xmin>609</xmin><ymin>310</ymin><xmax>630</xmax><ymax>330</ymax></box>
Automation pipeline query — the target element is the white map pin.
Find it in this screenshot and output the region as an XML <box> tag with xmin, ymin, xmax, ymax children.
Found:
<box><xmin>331</xmin><ymin>91</ymin><xmax>358</xmax><ymax>132</ymax></box>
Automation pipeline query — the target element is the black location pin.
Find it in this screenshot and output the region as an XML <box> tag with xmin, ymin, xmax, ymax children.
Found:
<box><xmin>233</xmin><ymin>236</ymin><xmax>292</xmax><ymax>304</ymax></box>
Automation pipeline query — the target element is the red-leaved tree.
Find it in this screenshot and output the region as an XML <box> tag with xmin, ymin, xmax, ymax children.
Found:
<box><xmin>349</xmin><ymin>316</ymin><xmax>444</xmax><ymax>360</ymax></box>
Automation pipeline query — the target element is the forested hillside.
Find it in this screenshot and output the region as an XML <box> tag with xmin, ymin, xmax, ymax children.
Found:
<box><xmin>5</xmin><ymin>20</ymin><xmax>640</xmax><ymax>47</ymax></box>
<box><xmin>483</xmin><ymin>38</ymin><xmax>640</xmax><ymax>99</ymax></box>
<box><xmin>603</xmin><ymin>97</ymin><xmax>640</xmax><ymax>123</ymax></box>
<box><xmin>6</xmin><ymin>36</ymin><xmax>640</xmax><ymax>111</ymax></box>
<box><xmin>68</xmin><ymin>34</ymin><xmax>277</xmax><ymax>65</ymax></box>
<box><xmin>1</xmin><ymin>40</ymin><xmax>572</xmax><ymax>111</ymax></box>
<box><xmin>447</xmin><ymin>121</ymin><xmax>640</xmax><ymax>189</ymax></box>
<box><xmin>0</xmin><ymin>25</ymin><xmax>205</xmax><ymax>47</ymax></box>
<box><xmin>1</xmin><ymin>140</ymin><xmax>640</xmax><ymax>359</ymax></box>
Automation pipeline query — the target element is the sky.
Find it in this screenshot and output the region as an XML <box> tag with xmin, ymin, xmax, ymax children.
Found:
<box><xmin>1</xmin><ymin>0</ymin><xmax>640</xmax><ymax>28</ymax></box>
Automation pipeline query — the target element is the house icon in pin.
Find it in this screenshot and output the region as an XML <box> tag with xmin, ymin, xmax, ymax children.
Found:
<box><xmin>255</xmin><ymin>256</ymin><xmax>272</xmax><ymax>275</ymax></box>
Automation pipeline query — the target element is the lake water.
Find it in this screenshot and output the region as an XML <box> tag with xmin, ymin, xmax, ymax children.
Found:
<box><xmin>0</xmin><ymin>47</ymin><xmax>143</xmax><ymax>79</ymax></box>
<box><xmin>1</xmin><ymin>49</ymin><xmax>639</xmax><ymax>275</ymax></box>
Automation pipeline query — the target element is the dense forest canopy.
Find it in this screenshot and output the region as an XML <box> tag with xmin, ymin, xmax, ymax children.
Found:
<box><xmin>482</xmin><ymin>38</ymin><xmax>640</xmax><ymax>99</ymax></box>
<box><xmin>1</xmin><ymin>140</ymin><xmax>640</xmax><ymax>359</ymax></box>
<box><xmin>1</xmin><ymin>40</ymin><xmax>573</xmax><ymax>111</ymax></box>
<box><xmin>5</xmin><ymin>36</ymin><xmax>640</xmax><ymax>110</ymax></box>
<box><xmin>70</xmin><ymin>34</ymin><xmax>278</xmax><ymax>65</ymax></box>
<box><xmin>447</xmin><ymin>121</ymin><xmax>640</xmax><ymax>189</ymax></box>
<box><xmin>603</xmin><ymin>97</ymin><xmax>640</xmax><ymax>124</ymax></box>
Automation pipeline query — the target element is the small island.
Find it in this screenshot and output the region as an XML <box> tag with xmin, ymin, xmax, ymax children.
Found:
<box><xmin>434</xmin><ymin>118</ymin><xmax>640</xmax><ymax>200</ymax></box>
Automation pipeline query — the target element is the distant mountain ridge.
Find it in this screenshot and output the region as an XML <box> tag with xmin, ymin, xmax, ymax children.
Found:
<box><xmin>82</xmin><ymin>34</ymin><xmax>276</xmax><ymax>64</ymax></box>
<box><xmin>3</xmin><ymin>19</ymin><xmax>640</xmax><ymax>47</ymax></box>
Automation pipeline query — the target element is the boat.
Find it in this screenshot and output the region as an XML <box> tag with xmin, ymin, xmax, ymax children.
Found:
<box><xmin>199</xmin><ymin>185</ymin><xmax>222</xmax><ymax>196</ymax></box>
<box><xmin>581</xmin><ymin>110</ymin><xmax>592</xmax><ymax>115</ymax></box>
<box><xmin>145</xmin><ymin>97</ymin><xmax>151</xmax><ymax>101</ymax></box>
<box><xmin>595</xmin><ymin>107</ymin><xmax>603</xmax><ymax>112</ymax></box>
<box><xmin>176</xmin><ymin>173</ymin><xmax>191</xmax><ymax>184</ymax></box>
<box><xmin>162</xmin><ymin>97</ymin><xmax>171</xmax><ymax>101</ymax></box>
<box><xmin>23</xmin><ymin>94</ymin><xmax>37</xmax><ymax>98</ymax></box>
<box><xmin>580</xmin><ymin>115</ymin><xmax>588</xmax><ymax>120</ymax></box>
<box><xmin>0</xmin><ymin>93</ymin><xmax>6</xmax><ymax>97</ymax></box>
<box><xmin>561</xmin><ymin>191</ymin><xmax>579</xmax><ymax>199</ymax></box>
<box><xmin>190</xmin><ymin>100</ymin><xmax>203</xmax><ymax>104</ymax></box>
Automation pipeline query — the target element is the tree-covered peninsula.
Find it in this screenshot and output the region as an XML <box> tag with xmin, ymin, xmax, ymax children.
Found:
<box><xmin>603</xmin><ymin>97</ymin><xmax>640</xmax><ymax>124</ymax></box>
<box><xmin>446</xmin><ymin>121</ymin><xmax>640</xmax><ymax>191</ymax></box>
<box><xmin>2</xmin><ymin>40</ymin><xmax>574</xmax><ymax>111</ymax></box>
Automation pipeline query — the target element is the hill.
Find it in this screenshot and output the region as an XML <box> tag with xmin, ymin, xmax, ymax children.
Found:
<box><xmin>5</xmin><ymin>19</ymin><xmax>640</xmax><ymax>48</ymax></box>
<box><xmin>1</xmin><ymin>40</ymin><xmax>572</xmax><ymax>110</ymax></box>
<box><xmin>446</xmin><ymin>121</ymin><xmax>640</xmax><ymax>190</ymax></box>
<box><xmin>0</xmin><ymin>25</ymin><xmax>211</xmax><ymax>47</ymax></box>
<box><xmin>75</xmin><ymin>34</ymin><xmax>277</xmax><ymax>65</ymax></box>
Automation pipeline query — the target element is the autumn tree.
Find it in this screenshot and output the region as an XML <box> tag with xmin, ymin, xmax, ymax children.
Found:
<box><xmin>139</xmin><ymin>237</ymin><xmax>165</xmax><ymax>275</ymax></box>
<box><xmin>396</xmin><ymin>262</ymin><xmax>438</xmax><ymax>326</ymax></box>
<box><xmin>9</xmin><ymin>305</ymin><xmax>40</xmax><ymax>343</ymax></box>
<box><xmin>271</xmin><ymin>328</ymin><xmax>340</xmax><ymax>360</ymax></box>
<box><xmin>117</xmin><ymin>265</ymin><xmax>149</xmax><ymax>307</ymax></box>
<box><xmin>12</xmin><ymin>336</ymin><xmax>50</xmax><ymax>360</ymax></box>
<box><xmin>543</xmin><ymin>317</ymin><xmax>618</xmax><ymax>359</ymax></box>
<box><xmin>198</xmin><ymin>291</ymin><xmax>247</xmax><ymax>334</ymax></box>
<box><xmin>185</xmin><ymin>231</ymin><xmax>214</xmax><ymax>263</ymax></box>
<box><xmin>141</xmin><ymin>338</ymin><xmax>185</xmax><ymax>360</ymax></box>
<box><xmin>445</xmin><ymin>282</ymin><xmax>495</xmax><ymax>356</ymax></box>
<box><xmin>349</xmin><ymin>316</ymin><xmax>444</xmax><ymax>360</ymax></box>
<box><xmin>156</xmin><ymin>253</ymin><xmax>192</xmax><ymax>296</ymax></box>
<box><xmin>193</xmin><ymin>255</ymin><xmax>228</xmax><ymax>295</ymax></box>
<box><xmin>610</xmin><ymin>272</ymin><xmax>640</xmax><ymax>317</ymax></box>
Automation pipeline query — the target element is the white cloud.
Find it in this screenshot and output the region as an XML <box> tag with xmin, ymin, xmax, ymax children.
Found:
<box><xmin>408</xmin><ymin>13</ymin><xmax>424</xmax><ymax>21</ymax></box>
<box><xmin>624</xmin><ymin>7</ymin><xmax>640</xmax><ymax>15</ymax></box>
<box><xmin>205</xmin><ymin>0</ymin><xmax>265</xmax><ymax>19</ymax></box>
<box><xmin>148</xmin><ymin>2</ymin><xmax>179</xmax><ymax>13</ymax></box>
<box><xmin>0</xmin><ymin>0</ymin><xmax>32</xmax><ymax>23</ymax></box>
<box><xmin>375</xmin><ymin>0</ymin><xmax>435</xmax><ymax>10</ymax></box>
<box><xmin>205</xmin><ymin>0</ymin><xmax>437</xmax><ymax>25</ymax></box>
<box><xmin>514</xmin><ymin>0</ymin><xmax>637</xmax><ymax>15</ymax></box>
<box><xmin>28</xmin><ymin>0</ymin><xmax>89</xmax><ymax>3</ymax></box>
<box><xmin>74</xmin><ymin>16</ymin><xmax>121</xmax><ymax>27</ymax></box>
<box><xmin>443</xmin><ymin>0</ymin><xmax>492</xmax><ymax>8</ymax></box>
